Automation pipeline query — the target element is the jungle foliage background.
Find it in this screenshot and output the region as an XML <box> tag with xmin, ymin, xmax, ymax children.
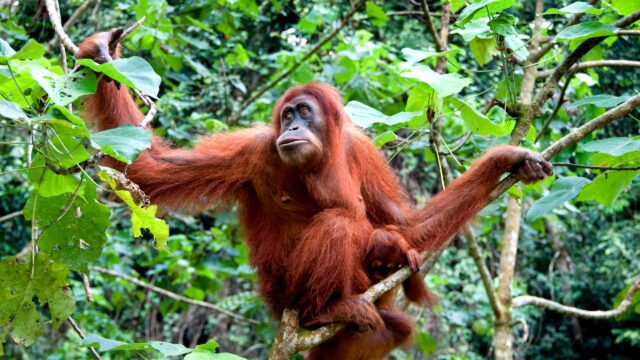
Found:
<box><xmin>1</xmin><ymin>0</ymin><xmax>639</xmax><ymax>359</ymax></box>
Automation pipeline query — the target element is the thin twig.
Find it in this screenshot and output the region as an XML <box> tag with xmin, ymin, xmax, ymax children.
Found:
<box><xmin>115</xmin><ymin>16</ymin><xmax>146</xmax><ymax>44</ymax></box>
<box><xmin>552</xmin><ymin>162</ymin><xmax>640</xmax><ymax>171</ymax></box>
<box><xmin>0</xmin><ymin>210</ymin><xmax>22</xmax><ymax>223</ymax></box>
<box><xmin>537</xmin><ymin>60</ymin><xmax>640</xmax><ymax>77</ymax></box>
<box><xmin>535</xmin><ymin>71</ymin><xmax>574</xmax><ymax>142</ymax></box>
<box><xmin>67</xmin><ymin>316</ymin><xmax>102</xmax><ymax>360</ymax></box>
<box><xmin>82</xmin><ymin>273</ymin><xmax>94</xmax><ymax>302</ymax></box>
<box><xmin>419</xmin><ymin>0</ymin><xmax>444</xmax><ymax>52</ymax></box>
<box><xmin>513</xmin><ymin>276</ymin><xmax>640</xmax><ymax>319</ymax></box>
<box><xmin>90</xmin><ymin>266</ymin><xmax>260</xmax><ymax>325</ymax></box>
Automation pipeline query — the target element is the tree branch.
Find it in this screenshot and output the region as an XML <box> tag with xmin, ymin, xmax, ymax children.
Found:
<box><xmin>46</xmin><ymin>0</ymin><xmax>94</xmax><ymax>52</ymax></box>
<box><xmin>513</xmin><ymin>276</ymin><xmax>640</xmax><ymax>319</ymax></box>
<box><xmin>231</xmin><ymin>0</ymin><xmax>364</xmax><ymax>123</ymax></box>
<box><xmin>532</xmin><ymin>10</ymin><xmax>640</xmax><ymax>117</ymax></box>
<box><xmin>537</xmin><ymin>60</ymin><xmax>640</xmax><ymax>77</ymax></box>
<box><xmin>90</xmin><ymin>266</ymin><xmax>260</xmax><ymax>325</ymax></box>
<box><xmin>67</xmin><ymin>316</ymin><xmax>102</xmax><ymax>360</ymax></box>
<box><xmin>552</xmin><ymin>162</ymin><xmax>640</xmax><ymax>171</ymax></box>
<box><xmin>45</xmin><ymin>0</ymin><xmax>79</xmax><ymax>54</ymax></box>
<box><xmin>491</xmin><ymin>92</ymin><xmax>640</xmax><ymax>200</ymax></box>
<box><xmin>419</xmin><ymin>0</ymin><xmax>444</xmax><ymax>52</ymax></box>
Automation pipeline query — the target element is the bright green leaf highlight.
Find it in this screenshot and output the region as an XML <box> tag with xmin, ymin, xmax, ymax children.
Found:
<box><xmin>577</xmin><ymin>170</ymin><xmax>639</xmax><ymax>206</ymax></box>
<box><xmin>449</xmin><ymin>98</ymin><xmax>505</xmax><ymax>136</ymax></box>
<box><xmin>366</xmin><ymin>2</ymin><xmax>389</xmax><ymax>27</ymax></box>
<box><xmin>344</xmin><ymin>101</ymin><xmax>420</xmax><ymax>128</ymax></box>
<box><xmin>99</xmin><ymin>170</ymin><xmax>169</xmax><ymax>249</ymax></box>
<box><xmin>402</xmin><ymin>65</ymin><xmax>472</xmax><ymax>98</ymax></box>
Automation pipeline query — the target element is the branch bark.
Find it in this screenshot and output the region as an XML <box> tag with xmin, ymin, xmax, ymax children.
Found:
<box><xmin>537</xmin><ymin>60</ymin><xmax>640</xmax><ymax>77</ymax></box>
<box><xmin>46</xmin><ymin>0</ymin><xmax>94</xmax><ymax>52</ymax></box>
<box><xmin>513</xmin><ymin>276</ymin><xmax>640</xmax><ymax>319</ymax></box>
<box><xmin>90</xmin><ymin>266</ymin><xmax>260</xmax><ymax>325</ymax></box>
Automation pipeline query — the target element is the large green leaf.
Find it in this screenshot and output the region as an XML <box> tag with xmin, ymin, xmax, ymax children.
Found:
<box><xmin>402</xmin><ymin>65</ymin><xmax>472</xmax><ymax>98</ymax></box>
<box><xmin>0</xmin><ymin>100</ymin><xmax>28</xmax><ymax>120</ymax></box>
<box><xmin>366</xmin><ymin>2</ymin><xmax>388</xmax><ymax>27</ymax></box>
<box><xmin>455</xmin><ymin>0</ymin><xmax>515</xmax><ymax>27</ymax></box>
<box><xmin>544</xmin><ymin>2</ymin><xmax>603</xmax><ymax>15</ymax></box>
<box><xmin>0</xmin><ymin>254</ymin><xmax>74</xmax><ymax>347</ymax></box>
<box><xmin>527</xmin><ymin>177</ymin><xmax>591</xmax><ymax>221</ymax></box>
<box><xmin>99</xmin><ymin>170</ymin><xmax>169</xmax><ymax>249</ymax></box>
<box><xmin>31</xmin><ymin>66</ymin><xmax>97</xmax><ymax>106</ymax></box>
<box><xmin>449</xmin><ymin>97</ymin><xmax>506</xmax><ymax>136</ymax></box>
<box><xmin>27</xmin><ymin>155</ymin><xmax>87</xmax><ymax>197</ymax></box>
<box><xmin>555</xmin><ymin>22</ymin><xmax>617</xmax><ymax>43</ymax></box>
<box><xmin>581</xmin><ymin>137</ymin><xmax>640</xmax><ymax>157</ymax></box>
<box><xmin>566</xmin><ymin>94</ymin><xmax>632</xmax><ymax>110</ymax></box>
<box><xmin>344</xmin><ymin>101</ymin><xmax>420</xmax><ymax>128</ymax></box>
<box><xmin>577</xmin><ymin>170</ymin><xmax>639</xmax><ymax>206</ymax></box>
<box><xmin>612</xmin><ymin>0</ymin><xmax>640</xmax><ymax>15</ymax></box>
<box><xmin>0</xmin><ymin>39</ymin><xmax>45</xmax><ymax>64</ymax></box>
<box><xmin>90</xmin><ymin>125</ymin><xmax>151</xmax><ymax>164</ymax></box>
<box><xmin>23</xmin><ymin>181</ymin><xmax>110</xmax><ymax>272</ymax></box>
<box><xmin>77</xmin><ymin>57</ymin><xmax>161</xmax><ymax>98</ymax></box>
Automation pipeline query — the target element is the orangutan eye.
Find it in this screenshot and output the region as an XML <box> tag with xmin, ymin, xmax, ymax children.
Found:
<box><xmin>283</xmin><ymin>111</ymin><xmax>293</xmax><ymax>121</ymax></box>
<box><xmin>299</xmin><ymin>106</ymin><xmax>310</xmax><ymax>117</ymax></box>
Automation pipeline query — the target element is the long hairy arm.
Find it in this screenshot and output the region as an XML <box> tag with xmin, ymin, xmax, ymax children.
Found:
<box><xmin>79</xmin><ymin>30</ymin><xmax>274</xmax><ymax>212</ymax></box>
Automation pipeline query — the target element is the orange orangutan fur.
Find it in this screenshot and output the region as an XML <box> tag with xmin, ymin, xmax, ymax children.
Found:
<box><xmin>79</xmin><ymin>30</ymin><xmax>550</xmax><ymax>360</ymax></box>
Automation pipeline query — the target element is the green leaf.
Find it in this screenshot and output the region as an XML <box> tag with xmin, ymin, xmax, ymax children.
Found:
<box><xmin>344</xmin><ymin>101</ymin><xmax>420</xmax><ymax>128</ymax></box>
<box><xmin>366</xmin><ymin>2</ymin><xmax>388</xmax><ymax>27</ymax></box>
<box><xmin>401</xmin><ymin>48</ymin><xmax>461</xmax><ymax>64</ymax></box>
<box><xmin>99</xmin><ymin>170</ymin><xmax>169</xmax><ymax>249</ymax></box>
<box><xmin>0</xmin><ymin>39</ymin><xmax>44</xmax><ymax>63</ymax></box>
<box><xmin>298</xmin><ymin>9</ymin><xmax>323</xmax><ymax>33</ymax></box>
<box><xmin>334</xmin><ymin>56</ymin><xmax>357</xmax><ymax>84</ymax></box>
<box><xmin>0</xmin><ymin>100</ymin><xmax>28</xmax><ymax>120</ymax></box>
<box><xmin>90</xmin><ymin>125</ymin><xmax>151</xmax><ymax>164</ymax></box>
<box><xmin>27</xmin><ymin>155</ymin><xmax>87</xmax><ymax>197</ymax></box>
<box><xmin>544</xmin><ymin>2</ymin><xmax>603</xmax><ymax>15</ymax></box>
<box><xmin>402</xmin><ymin>65</ymin><xmax>472</xmax><ymax>98</ymax></box>
<box><xmin>292</xmin><ymin>64</ymin><xmax>314</xmax><ymax>84</ymax></box>
<box><xmin>31</xmin><ymin>67</ymin><xmax>97</xmax><ymax>106</ymax></box>
<box><xmin>82</xmin><ymin>334</ymin><xmax>127</xmax><ymax>351</ymax></box>
<box><xmin>77</xmin><ymin>57</ymin><xmax>161</xmax><ymax>98</ymax></box>
<box><xmin>527</xmin><ymin>177</ymin><xmax>591</xmax><ymax>221</ymax></box>
<box><xmin>581</xmin><ymin>137</ymin><xmax>640</xmax><ymax>157</ymax></box>
<box><xmin>148</xmin><ymin>342</ymin><xmax>192</xmax><ymax>356</ymax></box>
<box><xmin>23</xmin><ymin>181</ymin><xmax>110</xmax><ymax>272</ymax></box>
<box><xmin>577</xmin><ymin>170</ymin><xmax>639</xmax><ymax>206</ymax></box>
<box><xmin>566</xmin><ymin>94</ymin><xmax>632</xmax><ymax>110</ymax></box>
<box><xmin>455</xmin><ymin>0</ymin><xmax>515</xmax><ymax>27</ymax></box>
<box><xmin>555</xmin><ymin>22</ymin><xmax>617</xmax><ymax>43</ymax></box>
<box><xmin>612</xmin><ymin>0</ymin><xmax>640</xmax><ymax>15</ymax></box>
<box><xmin>373</xmin><ymin>131</ymin><xmax>398</xmax><ymax>147</ymax></box>
<box><xmin>415</xmin><ymin>331</ymin><xmax>437</xmax><ymax>355</ymax></box>
<box><xmin>449</xmin><ymin>98</ymin><xmax>505</xmax><ymax>136</ymax></box>
<box><xmin>472</xmin><ymin>318</ymin><xmax>489</xmax><ymax>336</ymax></box>
<box><xmin>469</xmin><ymin>37</ymin><xmax>497</xmax><ymax>66</ymax></box>
<box><xmin>0</xmin><ymin>254</ymin><xmax>74</xmax><ymax>346</ymax></box>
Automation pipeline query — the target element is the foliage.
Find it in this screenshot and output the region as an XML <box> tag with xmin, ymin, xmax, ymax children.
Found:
<box><xmin>0</xmin><ymin>0</ymin><xmax>638</xmax><ymax>359</ymax></box>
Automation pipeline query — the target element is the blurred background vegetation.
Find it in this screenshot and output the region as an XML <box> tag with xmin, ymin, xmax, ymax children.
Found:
<box><xmin>0</xmin><ymin>0</ymin><xmax>639</xmax><ymax>359</ymax></box>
